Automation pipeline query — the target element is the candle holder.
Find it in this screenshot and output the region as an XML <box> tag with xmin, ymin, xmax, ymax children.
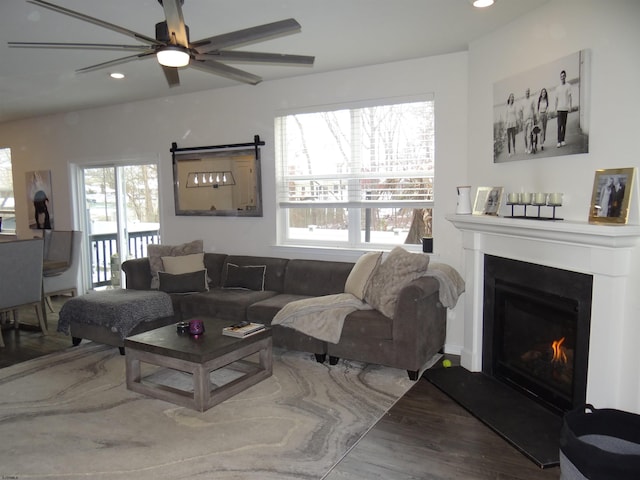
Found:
<box><xmin>505</xmin><ymin>192</ymin><xmax>563</xmax><ymax>220</ymax></box>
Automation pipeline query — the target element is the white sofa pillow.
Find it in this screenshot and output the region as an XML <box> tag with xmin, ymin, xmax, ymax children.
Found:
<box><xmin>161</xmin><ymin>252</ymin><xmax>205</xmax><ymax>275</ymax></box>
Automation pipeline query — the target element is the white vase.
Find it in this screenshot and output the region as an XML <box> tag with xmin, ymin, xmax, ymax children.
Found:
<box><xmin>456</xmin><ymin>185</ymin><xmax>472</xmax><ymax>215</ymax></box>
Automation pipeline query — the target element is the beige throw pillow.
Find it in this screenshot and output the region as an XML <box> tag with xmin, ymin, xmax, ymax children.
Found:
<box><xmin>147</xmin><ymin>240</ymin><xmax>203</xmax><ymax>289</ymax></box>
<box><xmin>161</xmin><ymin>253</ymin><xmax>205</xmax><ymax>275</ymax></box>
<box><xmin>344</xmin><ymin>251</ymin><xmax>383</xmax><ymax>300</ymax></box>
<box><xmin>364</xmin><ymin>247</ymin><xmax>430</xmax><ymax>318</ymax></box>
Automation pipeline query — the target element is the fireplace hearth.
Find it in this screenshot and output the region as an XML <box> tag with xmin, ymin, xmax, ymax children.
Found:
<box><xmin>483</xmin><ymin>255</ymin><xmax>592</xmax><ymax>414</ymax></box>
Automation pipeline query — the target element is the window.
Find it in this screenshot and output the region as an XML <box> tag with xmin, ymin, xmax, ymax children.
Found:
<box><xmin>0</xmin><ymin>148</ymin><xmax>15</xmax><ymax>233</ymax></box>
<box><xmin>276</xmin><ymin>97</ymin><xmax>434</xmax><ymax>249</ymax></box>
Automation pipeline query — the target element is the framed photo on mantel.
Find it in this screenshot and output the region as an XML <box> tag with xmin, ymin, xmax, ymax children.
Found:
<box><xmin>473</xmin><ymin>186</ymin><xmax>504</xmax><ymax>216</ymax></box>
<box><xmin>588</xmin><ymin>167</ymin><xmax>636</xmax><ymax>224</ymax></box>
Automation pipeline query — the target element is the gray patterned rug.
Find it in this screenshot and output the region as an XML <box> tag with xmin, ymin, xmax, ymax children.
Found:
<box><xmin>0</xmin><ymin>343</ymin><xmax>436</xmax><ymax>479</ymax></box>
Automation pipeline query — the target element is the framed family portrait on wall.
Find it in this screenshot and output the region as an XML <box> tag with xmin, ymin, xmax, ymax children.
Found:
<box><xmin>588</xmin><ymin>167</ymin><xmax>636</xmax><ymax>224</ymax></box>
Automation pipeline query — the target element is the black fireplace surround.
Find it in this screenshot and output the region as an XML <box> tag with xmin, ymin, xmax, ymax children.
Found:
<box><xmin>483</xmin><ymin>255</ymin><xmax>593</xmax><ymax>414</ymax></box>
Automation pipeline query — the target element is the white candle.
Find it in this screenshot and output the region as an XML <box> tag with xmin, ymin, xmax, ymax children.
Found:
<box><xmin>508</xmin><ymin>192</ymin><xmax>519</xmax><ymax>204</ymax></box>
<box><xmin>521</xmin><ymin>193</ymin><xmax>532</xmax><ymax>205</ymax></box>
<box><xmin>548</xmin><ymin>193</ymin><xmax>563</xmax><ymax>206</ymax></box>
<box><xmin>534</xmin><ymin>192</ymin><xmax>547</xmax><ymax>205</ymax></box>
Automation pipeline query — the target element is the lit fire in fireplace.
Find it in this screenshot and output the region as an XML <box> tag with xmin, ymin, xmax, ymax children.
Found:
<box><xmin>551</xmin><ymin>337</ymin><xmax>568</xmax><ymax>364</ymax></box>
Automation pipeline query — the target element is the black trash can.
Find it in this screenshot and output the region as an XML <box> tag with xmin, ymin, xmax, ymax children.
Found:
<box><xmin>560</xmin><ymin>404</ymin><xmax>640</xmax><ymax>479</ymax></box>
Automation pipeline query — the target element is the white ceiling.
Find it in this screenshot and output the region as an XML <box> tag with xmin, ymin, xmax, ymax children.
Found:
<box><xmin>0</xmin><ymin>0</ymin><xmax>550</xmax><ymax>123</ymax></box>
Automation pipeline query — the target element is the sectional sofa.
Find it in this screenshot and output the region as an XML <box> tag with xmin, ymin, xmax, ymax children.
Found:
<box><xmin>121</xmin><ymin>246</ymin><xmax>448</xmax><ymax>380</ymax></box>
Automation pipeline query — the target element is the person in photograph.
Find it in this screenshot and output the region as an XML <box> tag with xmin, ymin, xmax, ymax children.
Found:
<box><xmin>485</xmin><ymin>188</ymin><xmax>500</xmax><ymax>214</ymax></box>
<box><xmin>520</xmin><ymin>88</ymin><xmax>536</xmax><ymax>154</ymax></box>
<box><xmin>537</xmin><ymin>88</ymin><xmax>549</xmax><ymax>150</ymax></box>
<box><xmin>505</xmin><ymin>93</ymin><xmax>517</xmax><ymax>157</ymax></box>
<box><xmin>609</xmin><ymin>176</ymin><xmax>626</xmax><ymax>218</ymax></box>
<box><xmin>597</xmin><ymin>177</ymin><xmax>613</xmax><ymax>217</ymax></box>
<box><xmin>555</xmin><ymin>70</ymin><xmax>572</xmax><ymax>147</ymax></box>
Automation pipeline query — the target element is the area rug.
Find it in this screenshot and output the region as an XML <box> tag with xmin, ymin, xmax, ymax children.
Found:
<box><xmin>0</xmin><ymin>343</ymin><xmax>434</xmax><ymax>479</ymax></box>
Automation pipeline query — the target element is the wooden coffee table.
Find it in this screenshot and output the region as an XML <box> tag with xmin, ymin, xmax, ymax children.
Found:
<box><xmin>124</xmin><ymin>317</ymin><xmax>272</xmax><ymax>412</ymax></box>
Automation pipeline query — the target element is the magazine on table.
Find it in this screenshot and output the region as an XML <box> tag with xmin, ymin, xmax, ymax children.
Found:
<box><xmin>222</xmin><ymin>321</ymin><xmax>265</xmax><ymax>338</ymax></box>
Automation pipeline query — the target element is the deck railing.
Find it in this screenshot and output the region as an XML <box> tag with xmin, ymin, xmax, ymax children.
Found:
<box><xmin>90</xmin><ymin>229</ymin><xmax>159</xmax><ymax>287</ymax></box>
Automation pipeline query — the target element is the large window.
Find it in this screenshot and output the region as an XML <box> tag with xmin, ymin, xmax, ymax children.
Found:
<box><xmin>276</xmin><ymin>97</ymin><xmax>434</xmax><ymax>249</ymax></box>
<box><xmin>0</xmin><ymin>148</ymin><xmax>15</xmax><ymax>233</ymax></box>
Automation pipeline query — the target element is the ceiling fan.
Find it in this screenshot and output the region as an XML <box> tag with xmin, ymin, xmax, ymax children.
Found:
<box><xmin>9</xmin><ymin>0</ymin><xmax>315</xmax><ymax>87</ymax></box>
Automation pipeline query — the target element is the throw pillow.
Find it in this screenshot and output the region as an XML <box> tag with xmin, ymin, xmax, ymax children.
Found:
<box><xmin>147</xmin><ymin>240</ymin><xmax>203</xmax><ymax>289</ymax></box>
<box><xmin>344</xmin><ymin>251</ymin><xmax>383</xmax><ymax>300</ymax></box>
<box><xmin>161</xmin><ymin>252</ymin><xmax>205</xmax><ymax>275</ymax></box>
<box><xmin>223</xmin><ymin>263</ymin><xmax>266</xmax><ymax>291</ymax></box>
<box><xmin>158</xmin><ymin>269</ymin><xmax>209</xmax><ymax>294</ymax></box>
<box><xmin>364</xmin><ymin>247</ymin><xmax>430</xmax><ymax>318</ymax></box>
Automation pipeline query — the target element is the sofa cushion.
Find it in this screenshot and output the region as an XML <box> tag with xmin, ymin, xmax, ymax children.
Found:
<box><xmin>364</xmin><ymin>247</ymin><xmax>430</xmax><ymax>318</ymax></box>
<box><xmin>203</xmin><ymin>253</ymin><xmax>228</xmax><ymax>287</ymax></box>
<box><xmin>344</xmin><ymin>251</ymin><xmax>383</xmax><ymax>300</ymax></box>
<box><xmin>223</xmin><ymin>263</ymin><xmax>266</xmax><ymax>291</ymax></box>
<box><xmin>247</xmin><ymin>293</ymin><xmax>312</xmax><ymax>325</ymax></box>
<box><xmin>224</xmin><ymin>256</ymin><xmax>289</xmax><ymax>292</ymax></box>
<box><xmin>161</xmin><ymin>252</ymin><xmax>205</xmax><ymax>275</ymax></box>
<box><xmin>158</xmin><ymin>269</ymin><xmax>209</xmax><ymax>294</ymax></box>
<box><xmin>148</xmin><ymin>240</ymin><xmax>203</xmax><ymax>289</ymax></box>
<box><xmin>284</xmin><ymin>259</ymin><xmax>354</xmax><ymax>296</ymax></box>
<box><xmin>178</xmin><ymin>288</ymin><xmax>278</xmax><ymax>322</ymax></box>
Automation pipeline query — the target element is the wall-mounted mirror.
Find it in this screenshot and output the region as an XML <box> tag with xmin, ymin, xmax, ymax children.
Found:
<box><xmin>172</xmin><ymin>138</ymin><xmax>263</xmax><ymax>217</ymax></box>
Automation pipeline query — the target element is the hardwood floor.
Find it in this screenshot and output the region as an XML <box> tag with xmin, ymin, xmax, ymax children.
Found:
<box><xmin>326</xmin><ymin>362</ymin><xmax>561</xmax><ymax>479</ymax></box>
<box><xmin>2</xmin><ymin>302</ymin><xmax>560</xmax><ymax>479</ymax></box>
<box><xmin>0</xmin><ymin>296</ymin><xmax>73</xmax><ymax>368</ymax></box>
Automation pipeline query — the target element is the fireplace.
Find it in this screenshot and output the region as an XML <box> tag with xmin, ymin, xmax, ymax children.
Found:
<box><xmin>483</xmin><ymin>255</ymin><xmax>592</xmax><ymax>413</ymax></box>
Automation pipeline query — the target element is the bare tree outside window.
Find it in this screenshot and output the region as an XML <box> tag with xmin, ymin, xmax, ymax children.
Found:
<box><xmin>277</xmin><ymin>99</ymin><xmax>434</xmax><ymax>248</ymax></box>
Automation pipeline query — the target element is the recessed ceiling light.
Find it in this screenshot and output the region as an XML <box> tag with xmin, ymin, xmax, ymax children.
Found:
<box><xmin>110</xmin><ymin>72</ymin><xmax>125</xmax><ymax>79</ymax></box>
<box><xmin>471</xmin><ymin>0</ymin><xmax>495</xmax><ymax>7</ymax></box>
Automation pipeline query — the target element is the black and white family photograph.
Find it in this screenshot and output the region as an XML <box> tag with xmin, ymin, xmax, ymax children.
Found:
<box><xmin>493</xmin><ymin>50</ymin><xmax>590</xmax><ymax>163</ymax></box>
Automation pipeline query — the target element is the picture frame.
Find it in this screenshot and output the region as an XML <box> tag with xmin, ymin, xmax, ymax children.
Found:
<box><xmin>473</xmin><ymin>186</ymin><xmax>504</xmax><ymax>216</ymax></box>
<box><xmin>588</xmin><ymin>167</ymin><xmax>636</xmax><ymax>224</ymax></box>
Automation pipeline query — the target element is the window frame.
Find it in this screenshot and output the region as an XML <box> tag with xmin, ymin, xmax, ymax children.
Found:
<box><xmin>0</xmin><ymin>148</ymin><xmax>15</xmax><ymax>234</ymax></box>
<box><xmin>275</xmin><ymin>95</ymin><xmax>435</xmax><ymax>250</ymax></box>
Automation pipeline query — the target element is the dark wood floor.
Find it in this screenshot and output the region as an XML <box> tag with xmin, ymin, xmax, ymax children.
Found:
<box><xmin>2</xmin><ymin>298</ymin><xmax>560</xmax><ymax>479</ymax></box>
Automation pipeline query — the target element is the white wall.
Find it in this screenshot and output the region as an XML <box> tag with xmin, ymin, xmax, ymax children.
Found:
<box><xmin>0</xmin><ymin>51</ymin><xmax>469</xmax><ymax>347</ymax></box>
<box><xmin>466</xmin><ymin>0</ymin><xmax>640</xmax><ymax>412</ymax></box>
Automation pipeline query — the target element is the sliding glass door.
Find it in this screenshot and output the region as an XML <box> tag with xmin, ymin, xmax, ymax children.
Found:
<box><xmin>80</xmin><ymin>164</ymin><xmax>160</xmax><ymax>289</ymax></box>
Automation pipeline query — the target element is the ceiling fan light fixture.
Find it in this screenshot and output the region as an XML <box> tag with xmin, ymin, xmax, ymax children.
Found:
<box><xmin>156</xmin><ymin>46</ymin><xmax>190</xmax><ymax>67</ymax></box>
<box><xmin>471</xmin><ymin>0</ymin><xmax>495</xmax><ymax>7</ymax></box>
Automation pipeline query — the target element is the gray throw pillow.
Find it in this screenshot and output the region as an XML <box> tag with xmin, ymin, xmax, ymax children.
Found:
<box><xmin>364</xmin><ymin>247</ymin><xmax>430</xmax><ymax>318</ymax></box>
<box><xmin>223</xmin><ymin>263</ymin><xmax>266</xmax><ymax>291</ymax></box>
<box><xmin>147</xmin><ymin>240</ymin><xmax>203</xmax><ymax>289</ymax></box>
<box><xmin>158</xmin><ymin>269</ymin><xmax>209</xmax><ymax>294</ymax></box>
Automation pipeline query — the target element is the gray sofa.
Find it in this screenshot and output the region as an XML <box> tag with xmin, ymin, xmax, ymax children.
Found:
<box><xmin>122</xmin><ymin>252</ymin><xmax>446</xmax><ymax>380</ymax></box>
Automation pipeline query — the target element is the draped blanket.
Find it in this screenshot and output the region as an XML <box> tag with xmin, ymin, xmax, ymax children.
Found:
<box><xmin>271</xmin><ymin>293</ymin><xmax>372</xmax><ymax>344</ymax></box>
<box><xmin>57</xmin><ymin>290</ymin><xmax>174</xmax><ymax>340</ymax></box>
<box><xmin>422</xmin><ymin>262</ymin><xmax>466</xmax><ymax>308</ymax></box>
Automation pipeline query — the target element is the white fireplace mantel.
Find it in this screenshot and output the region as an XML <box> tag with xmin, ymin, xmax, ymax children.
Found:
<box><xmin>447</xmin><ymin>214</ymin><xmax>640</xmax><ymax>411</ymax></box>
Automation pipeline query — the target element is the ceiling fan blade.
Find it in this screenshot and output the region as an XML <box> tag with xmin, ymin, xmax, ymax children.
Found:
<box><xmin>161</xmin><ymin>0</ymin><xmax>189</xmax><ymax>47</ymax></box>
<box><xmin>197</xmin><ymin>51</ymin><xmax>314</xmax><ymax>65</ymax></box>
<box><xmin>190</xmin><ymin>58</ymin><xmax>262</xmax><ymax>85</ymax></box>
<box><xmin>27</xmin><ymin>0</ymin><xmax>163</xmax><ymax>46</ymax></box>
<box><xmin>8</xmin><ymin>41</ymin><xmax>151</xmax><ymax>52</ymax></box>
<box><xmin>192</xmin><ymin>18</ymin><xmax>301</xmax><ymax>53</ymax></box>
<box><xmin>75</xmin><ymin>52</ymin><xmax>155</xmax><ymax>74</ymax></box>
<box><xmin>161</xmin><ymin>65</ymin><xmax>181</xmax><ymax>87</ymax></box>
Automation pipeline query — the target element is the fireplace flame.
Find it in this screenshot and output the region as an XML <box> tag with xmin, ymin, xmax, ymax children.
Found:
<box><xmin>551</xmin><ymin>337</ymin><xmax>568</xmax><ymax>364</ymax></box>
